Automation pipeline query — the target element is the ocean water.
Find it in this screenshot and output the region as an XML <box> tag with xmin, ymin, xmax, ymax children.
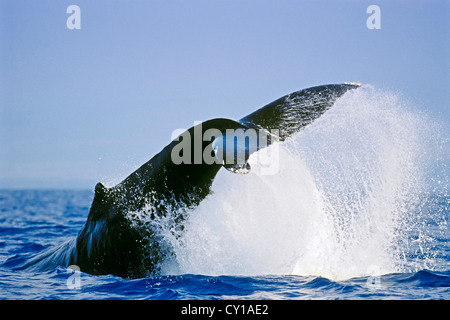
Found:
<box><xmin>1</xmin><ymin>87</ymin><xmax>449</xmax><ymax>300</ymax></box>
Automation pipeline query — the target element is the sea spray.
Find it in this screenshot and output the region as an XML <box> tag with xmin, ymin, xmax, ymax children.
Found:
<box><xmin>290</xmin><ymin>86</ymin><xmax>428</xmax><ymax>279</ymax></box>
<box><xmin>157</xmin><ymin>86</ymin><xmax>447</xmax><ymax>280</ymax></box>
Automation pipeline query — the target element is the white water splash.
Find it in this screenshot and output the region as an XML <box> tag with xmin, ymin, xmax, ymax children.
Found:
<box><xmin>160</xmin><ymin>86</ymin><xmax>447</xmax><ymax>280</ymax></box>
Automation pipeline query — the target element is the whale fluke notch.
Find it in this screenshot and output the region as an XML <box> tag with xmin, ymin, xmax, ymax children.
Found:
<box><xmin>22</xmin><ymin>83</ymin><xmax>361</xmax><ymax>278</ymax></box>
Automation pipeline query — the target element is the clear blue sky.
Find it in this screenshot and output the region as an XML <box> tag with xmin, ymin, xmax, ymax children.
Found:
<box><xmin>1</xmin><ymin>0</ymin><xmax>449</xmax><ymax>189</ymax></box>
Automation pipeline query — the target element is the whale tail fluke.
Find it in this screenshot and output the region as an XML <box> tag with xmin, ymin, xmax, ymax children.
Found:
<box><xmin>22</xmin><ymin>83</ymin><xmax>361</xmax><ymax>278</ymax></box>
<box><xmin>239</xmin><ymin>83</ymin><xmax>361</xmax><ymax>141</ymax></box>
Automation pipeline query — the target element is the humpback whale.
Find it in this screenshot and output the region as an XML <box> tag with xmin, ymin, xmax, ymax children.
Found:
<box><xmin>23</xmin><ymin>83</ymin><xmax>360</xmax><ymax>278</ymax></box>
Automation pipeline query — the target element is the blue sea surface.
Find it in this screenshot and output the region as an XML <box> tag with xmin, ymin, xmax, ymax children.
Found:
<box><xmin>0</xmin><ymin>190</ymin><xmax>449</xmax><ymax>300</ymax></box>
